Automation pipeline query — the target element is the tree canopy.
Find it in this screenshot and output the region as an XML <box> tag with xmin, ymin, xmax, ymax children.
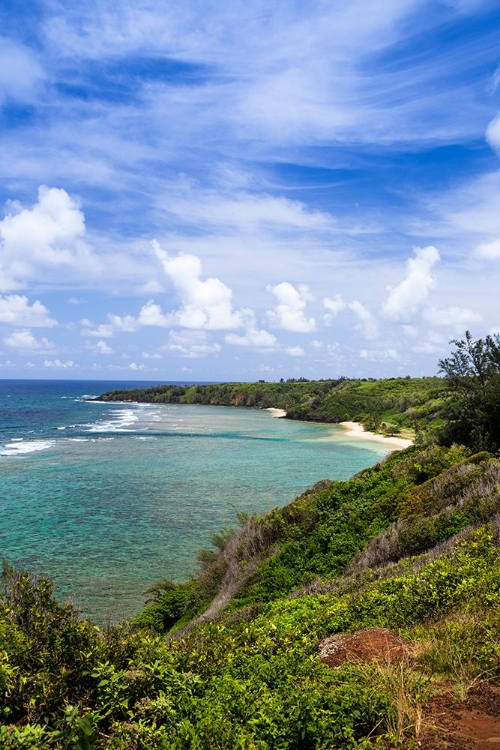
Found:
<box><xmin>438</xmin><ymin>331</ymin><xmax>500</xmax><ymax>452</ymax></box>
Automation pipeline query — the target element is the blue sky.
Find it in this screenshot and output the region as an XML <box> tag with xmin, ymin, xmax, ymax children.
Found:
<box><xmin>1</xmin><ymin>0</ymin><xmax>500</xmax><ymax>381</ymax></box>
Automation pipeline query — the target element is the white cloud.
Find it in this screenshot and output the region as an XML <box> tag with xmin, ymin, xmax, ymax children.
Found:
<box><xmin>360</xmin><ymin>348</ymin><xmax>398</xmax><ymax>360</ymax></box>
<box><xmin>267</xmin><ymin>282</ymin><xmax>315</xmax><ymax>332</ymax></box>
<box><xmin>286</xmin><ymin>345</ymin><xmax>305</xmax><ymax>357</ymax></box>
<box><xmin>81</xmin><ymin>300</ymin><xmax>171</xmax><ymax>338</ymax></box>
<box><xmin>154</xmin><ymin>241</ymin><xmax>242</xmax><ymax>329</ymax></box>
<box><xmin>81</xmin><ymin>321</ymin><xmax>114</xmax><ymax>338</ymax></box>
<box><xmin>0</xmin><ymin>295</ymin><xmax>57</xmax><ymax>327</ymax></box>
<box><xmin>348</xmin><ymin>300</ymin><xmax>378</xmax><ymax>340</ymax></box>
<box><xmin>43</xmin><ymin>358</ymin><xmax>75</xmax><ymax>368</ymax></box>
<box><xmin>0</xmin><ymin>38</ymin><xmax>44</xmax><ymax>105</ymax></box>
<box><xmin>323</xmin><ymin>295</ymin><xmax>378</xmax><ymax>338</ymax></box>
<box><xmin>143</xmin><ymin>351</ymin><xmax>162</xmax><ymax>359</ymax></box>
<box><xmin>137</xmin><ymin>300</ymin><xmax>172</xmax><ymax>327</ymax></box>
<box><xmin>165</xmin><ymin>330</ymin><xmax>222</xmax><ymax>358</ymax></box>
<box><xmin>4</xmin><ymin>329</ymin><xmax>53</xmax><ymax>351</ymax></box>
<box><xmin>95</xmin><ymin>340</ymin><xmax>113</xmax><ymax>354</ymax></box>
<box><xmin>410</xmin><ymin>328</ymin><xmax>445</xmax><ymax>353</ymax></box>
<box><xmin>422</xmin><ymin>305</ymin><xmax>481</xmax><ymax>330</ymax></box>
<box><xmin>403</xmin><ymin>325</ymin><xmax>418</xmax><ymax>337</ymax></box>
<box><xmin>225</xmin><ymin>310</ymin><xmax>277</xmax><ymax>348</ymax></box>
<box><xmin>323</xmin><ymin>294</ymin><xmax>347</xmax><ymax>325</ymax></box>
<box><xmin>411</xmin><ymin>341</ymin><xmax>441</xmax><ymax>354</ymax></box>
<box><xmin>486</xmin><ymin>113</ymin><xmax>500</xmax><ymax>155</ymax></box>
<box><xmin>475</xmin><ymin>237</ymin><xmax>500</xmax><ymax>259</ymax></box>
<box><xmin>165</xmin><ymin>190</ymin><xmax>334</xmax><ymax>232</ymax></box>
<box><xmin>0</xmin><ymin>186</ymin><xmax>97</xmax><ymax>290</ymax></box>
<box><xmin>128</xmin><ymin>362</ymin><xmax>145</xmax><ymax>371</ymax></box>
<box><xmin>226</xmin><ymin>328</ymin><xmax>277</xmax><ymax>348</ymax></box>
<box><xmin>383</xmin><ymin>246</ymin><xmax>440</xmax><ymax>321</ymax></box>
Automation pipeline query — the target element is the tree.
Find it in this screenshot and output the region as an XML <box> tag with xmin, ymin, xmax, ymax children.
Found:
<box><xmin>438</xmin><ymin>331</ymin><xmax>500</xmax><ymax>452</ymax></box>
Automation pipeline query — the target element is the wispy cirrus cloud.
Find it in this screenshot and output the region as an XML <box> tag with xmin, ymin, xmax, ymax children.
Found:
<box><xmin>1</xmin><ymin>1</ymin><xmax>499</xmax><ymax>378</ymax></box>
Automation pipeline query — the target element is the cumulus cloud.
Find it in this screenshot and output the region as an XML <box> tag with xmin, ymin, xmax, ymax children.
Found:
<box><xmin>0</xmin><ymin>294</ymin><xmax>57</xmax><ymax>327</ymax></box>
<box><xmin>137</xmin><ymin>300</ymin><xmax>172</xmax><ymax>327</ymax></box>
<box><xmin>43</xmin><ymin>359</ymin><xmax>75</xmax><ymax>368</ymax></box>
<box><xmin>226</xmin><ymin>328</ymin><xmax>277</xmax><ymax>348</ymax></box>
<box><xmin>4</xmin><ymin>329</ymin><xmax>53</xmax><ymax>351</ymax></box>
<box><xmin>422</xmin><ymin>305</ymin><xmax>481</xmax><ymax>330</ymax></box>
<box><xmin>95</xmin><ymin>340</ymin><xmax>113</xmax><ymax>354</ymax></box>
<box><xmin>0</xmin><ymin>186</ymin><xmax>97</xmax><ymax>289</ymax></box>
<box><xmin>348</xmin><ymin>300</ymin><xmax>378</xmax><ymax>340</ymax></box>
<box><xmin>323</xmin><ymin>294</ymin><xmax>347</xmax><ymax>325</ymax></box>
<box><xmin>383</xmin><ymin>246</ymin><xmax>440</xmax><ymax>321</ymax></box>
<box><xmin>153</xmin><ymin>241</ymin><xmax>242</xmax><ymax>329</ymax></box>
<box><xmin>286</xmin><ymin>345</ymin><xmax>305</xmax><ymax>357</ymax></box>
<box><xmin>128</xmin><ymin>362</ymin><xmax>145</xmax><ymax>371</ymax></box>
<box><xmin>266</xmin><ymin>282</ymin><xmax>315</xmax><ymax>332</ymax></box>
<box><xmin>225</xmin><ymin>310</ymin><xmax>277</xmax><ymax>348</ymax></box>
<box><xmin>165</xmin><ymin>330</ymin><xmax>222</xmax><ymax>358</ymax></box>
<box><xmin>81</xmin><ymin>300</ymin><xmax>171</xmax><ymax>338</ymax></box>
<box><xmin>143</xmin><ymin>351</ymin><xmax>162</xmax><ymax>359</ymax></box>
<box><xmin>475</xmin><ymin>237</ymin><xmax>500</xmax><ymax>259</ymax></box>
<box><xmin>486</xmin><ymin>113</ymin><xmax>500</xmax><ymax>155</ymax></box>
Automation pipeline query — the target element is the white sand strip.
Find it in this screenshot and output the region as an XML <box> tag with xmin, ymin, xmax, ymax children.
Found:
<box><xmin>339</xmin><ymin>421</ymin><xmax>413</xmax><ymax>449</ymax></box>
<box><xmin>266</xmin><ymin>408</ymin><xmax>287</xmax><ymax>418</ymax></box>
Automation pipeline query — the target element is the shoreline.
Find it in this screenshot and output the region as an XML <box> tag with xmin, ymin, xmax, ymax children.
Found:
<box><xmin>339</xmin><ymin>421</ymin><xmax>413</xmax><ymax>449</ymax></box>
<box><xmin>266</xmin><ymin>407</ymin><xmax>287</xmax><ymax>418</ymax></box>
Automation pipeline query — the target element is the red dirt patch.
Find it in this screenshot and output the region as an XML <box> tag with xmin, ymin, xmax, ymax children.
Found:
<box><xmin>319</xmin><ymin>627</ymin><xmax>412</xmax><ymax>668</ymax></box>
<box><xmin>420</xmin><ymin>684</ymin><xmax>500</xmax><ymax>750</ymax></box>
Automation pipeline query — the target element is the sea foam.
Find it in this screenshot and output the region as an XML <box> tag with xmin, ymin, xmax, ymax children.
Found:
<box><xmin>1</xmin><ymin>440</ymin><xmax>55</xmax><ymax>456</ymax></box>
<box><xmin>83</xmin><ymin>408</ymin><xmax>140</xmax><ymax>433</ymax></box>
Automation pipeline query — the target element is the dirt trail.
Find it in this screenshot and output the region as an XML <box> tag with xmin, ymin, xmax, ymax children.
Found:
<box><xmin>319</xmin><ymin>627</ymin><xmax>500</xmax><ymax>749</ymax></box>
<box><xmin>419</xmin><ymin>685</ymin><xmax>500</xmax><ymax>749</ymax></box>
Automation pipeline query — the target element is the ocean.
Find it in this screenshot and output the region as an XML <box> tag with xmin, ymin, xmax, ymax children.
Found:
<box><xmin>0</xmin><ymin>379</ymin><xmax>391</xmax><ymax>624</ymax></box>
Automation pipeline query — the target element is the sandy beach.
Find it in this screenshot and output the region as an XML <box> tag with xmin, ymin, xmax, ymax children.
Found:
<box><xmin>266</xmin><ymin>408</ymin><xmax>287</xmax><ymax>418</ymax></box>
<box><xmin>339</xmin><ymin>421</ymin><xmax>413</xmax><ymax>449</ymax></box>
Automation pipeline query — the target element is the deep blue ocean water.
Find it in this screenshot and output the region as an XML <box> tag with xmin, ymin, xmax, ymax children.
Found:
<box><xmin>0</xmin><ymin>379</ymin><xmax>390</xmax><ymax>623</ymax></box>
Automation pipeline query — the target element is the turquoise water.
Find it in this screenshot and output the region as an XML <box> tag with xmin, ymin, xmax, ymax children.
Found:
<box><xmin>0</xmin><ymin>380</ymin><xmax>390</xmax><ymax>623</ymax></box>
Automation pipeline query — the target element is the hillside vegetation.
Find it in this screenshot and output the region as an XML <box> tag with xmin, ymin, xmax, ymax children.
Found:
<box><xmin>98</xmin><ymin>376</ymin><xmax>448</xmax><ymax>439</ymax></box>
<box><xmin>1</xmin><ymin>333</ymin><xmax>500</xmax><ymax>748</ymax></box>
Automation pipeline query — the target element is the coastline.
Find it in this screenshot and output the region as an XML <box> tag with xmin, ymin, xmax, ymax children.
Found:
<box><xmin>339</xmin><ymin>421</ymin><xmax>413</xmax><ymax>449</ymax></box>
<box><xmin>266</xmin><ymin>407</ymin><xmax>287</xmax><ymax>418</ymax></box>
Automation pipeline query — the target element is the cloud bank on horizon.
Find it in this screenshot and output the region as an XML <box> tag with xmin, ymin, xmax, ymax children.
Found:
<box><xmin>1</xmin><ymin>0</ymin><xmax>500</xmax><ymax>380</ymax></box>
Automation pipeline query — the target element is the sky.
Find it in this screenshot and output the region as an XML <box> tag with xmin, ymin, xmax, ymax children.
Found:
<box><xmin>1</xmin><ymin>0</ymin><xmax>500</xmax><ymax>382</ymax></box>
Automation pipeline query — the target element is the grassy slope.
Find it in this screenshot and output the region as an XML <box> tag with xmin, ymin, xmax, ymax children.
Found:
<box><xmin>1</xmin><ymin>443</ymin><xmax>499</xmax><ymax>748</ymax></box>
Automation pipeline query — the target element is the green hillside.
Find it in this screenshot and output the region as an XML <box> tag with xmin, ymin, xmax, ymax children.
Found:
<box><xmin>1</xmin><ymin>333</ymin><xmax>500</xmax><ymax>748</ymax></box>
<box><xmin>98</xmin><ymin>376</ymin><xmax>448</xmax><ymax>440</ymax></box>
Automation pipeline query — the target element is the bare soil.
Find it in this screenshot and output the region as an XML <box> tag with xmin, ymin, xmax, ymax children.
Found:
<box><xmin>318</xmin><ymin>627</ymin><xmax>500</xmax><ymax>749</ymax></box>
<box><xmin>318</xmin><ymin>627</ymin><xmax>412</xmax><ymax>668</ymax></box>
<box><xmin>420</xmin><ymin>684</ymin><xmax>500</xmax><ymax>750</ymax></box>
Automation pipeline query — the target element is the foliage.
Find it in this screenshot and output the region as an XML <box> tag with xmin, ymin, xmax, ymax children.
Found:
<box><xmin>3</xmin><ymin>339</ymin><xmax>500</xmax><ymax>747</ymax></box>
<box><xmin>438</xmin><ymin>330</ymin><xmax>500</xmax><ymax>452</ymax></box>
<box><xmin>98</xmin><ymin>376</ymin><xmax>448</xmax><ymax>438</ymax></box>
